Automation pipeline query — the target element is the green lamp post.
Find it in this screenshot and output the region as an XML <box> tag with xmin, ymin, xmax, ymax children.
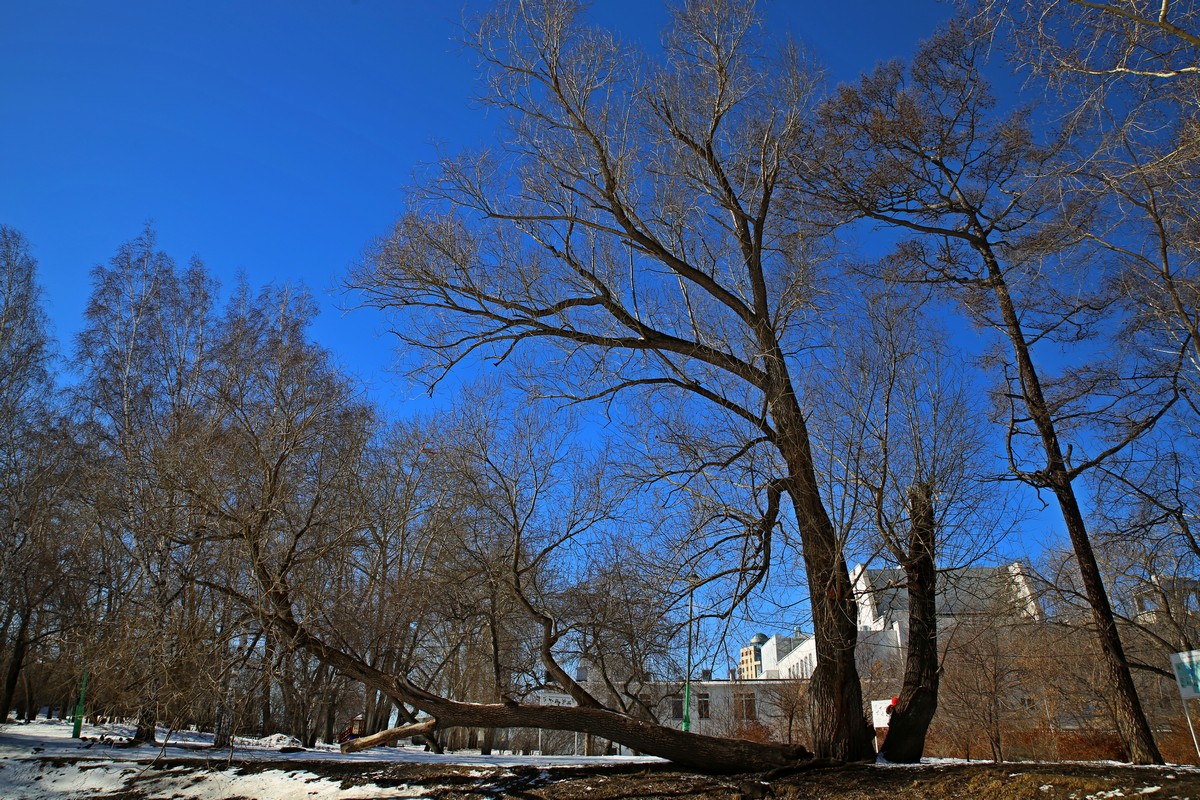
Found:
<box><xmin>682</xmin><ymin>572</ymin><xmax>700</xmax><ymax>732</ymax></box>
<box><xmin>71</xmin><ymin>671</ymin><xmax>88</xmax><ymax>739</ymax></box>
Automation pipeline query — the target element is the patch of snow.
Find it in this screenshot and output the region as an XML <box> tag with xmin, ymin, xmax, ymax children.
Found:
<box><xmin>0</xmin><ymin>758</ymin><xmax>438</xmax><ymax>799</ymax></box>
<box><xmin>246</xmin><ymin>733</ymin><xmax>303</xmax><ymax>749</ymax></box>
<box><xmin>0</xmin><ymin>719</ymin><xmax>667</xmax><ymax>798</ymax></box>
<box><xmin>1</xmin><ymin>720</ymin><xmax>662</xmax><ymax>768</ymax></box>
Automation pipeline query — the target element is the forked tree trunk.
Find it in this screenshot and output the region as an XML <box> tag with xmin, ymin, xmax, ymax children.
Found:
<box><xmin>881</xmin><ymin>482</ymin><xmax>939</xmax><ymax>763</ymax></box>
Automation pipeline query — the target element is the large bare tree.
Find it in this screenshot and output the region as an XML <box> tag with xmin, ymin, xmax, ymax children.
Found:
<box><xmin>349</xmin><ymin>0</ymin><xmax>873</xmax><ymax>761</ymax></box>
<box><xmin>805</xmin><ymin>19</ymin><xmax>1174</xmax><ymax>762</ymax></box>
<box><xmin>74</xmin><ymin>228</ymin><xmax>220</xmax><ymax>742</ymax></box>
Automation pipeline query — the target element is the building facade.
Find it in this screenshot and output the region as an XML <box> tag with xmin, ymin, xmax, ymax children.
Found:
<box><xmin>737</xmin><ymin>561</ymin><xmax>1042</xmax><ymax>685</ymax></box>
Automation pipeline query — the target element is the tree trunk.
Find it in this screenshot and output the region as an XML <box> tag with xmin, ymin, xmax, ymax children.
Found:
<box><xmin>367</xmin><ymin>693</ymin><xmax>392</xmax><ymax>734</ymax></box>
<box><xmin>1</xmin><ymin>615</ymin><xmax>29</xmax><ymax>723</ymax></box>
<box><xmin>133</xmin><ymin>705</ymin><xmax>158</xmax><ymax>748</ymax></box>
<box><xmin>481</xmin><ymin>726</ymin><xmax>496</xmax><ymax>756</ymax></box>
<box><xmin>260</xmin><ymin>661</ymin><xmax>273</xmax><ymax>735</ymax></box>
<box><xmin>881</xmin><ymin>483</ymin><xmax>940</xmax><ymax>763</ymax></box>
<box><xmin>397</xmin><ymin>700</ymin><xmax>443</xmax><ymax>753</ymax></box>
<box><xmin>1055</xmin><ymin>482</ymin><xmax>1162</xmax><ymax>763</ymax></box>
<box><xmin>342</xmin><ymin>719</ymin><xmax>437</xmax><ymax>753</ymax></box>
<box><xmin>981</xmin><ymin>246</ymin><xmax>1162</xmax><ymax>765</ymax></box>
<box><xmin>321</xmin><ymin>699</ymin><xmax>336</xmax><ymax>746</ymax></box>
<box><xmin>773</xmin><ymin>379</ymin><xmax>874</xmax><ymax>762</ymax></box>
<box><xmin>134</xmin><ymin>705</ymin><xmax>158</xmax><ymax>744</ymax></box>
<box><xmin>21</xmin><ymin>671</ymin><xmax>35</xmax><ymax>721</ymax></box>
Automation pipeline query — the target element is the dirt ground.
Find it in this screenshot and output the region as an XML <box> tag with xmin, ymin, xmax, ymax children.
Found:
<box><xmin>81</xmin><ymin>757</ymin><xmax>1200</xmax><ymax>799</ymax></box>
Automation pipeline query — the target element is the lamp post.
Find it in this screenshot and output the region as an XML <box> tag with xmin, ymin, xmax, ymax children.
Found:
<box><xmin>71</xmin><ymin>671</ymin><xmax>88</xmax><ymax>739</ymax></box>
<box><xmin>683</xmin><ymin>571</ymin><xmax>700</xmax><ymax>732</ymax></box>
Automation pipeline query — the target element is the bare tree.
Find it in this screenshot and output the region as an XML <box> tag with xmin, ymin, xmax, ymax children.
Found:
<box><xmin>818</xmin><ymin>292</ymin><xmax>1006</xmax><ymax>761</ymax></box>
<box><xmin>805</xmin><ymin>19</ymin><xmax>1172</xmax><ymax>762</ymax></box>
<box><xmin>348</xmin><ymin>0</ymin><xmax>873</xmax><ymax>761</ymax></box>
<box><xmin>74</xmin><ymin>228</ymin><xmax>219</xmax><ymax>742</ymax></box>
<box><xmin>992</xmin><ymin>0</ymin><xmax>1200</xmax><ymax>84</ymax></box>
<box><xmin>0</xmin><ymin>226</ymin><xmax>58</xmax><ymax>721</ymax></box>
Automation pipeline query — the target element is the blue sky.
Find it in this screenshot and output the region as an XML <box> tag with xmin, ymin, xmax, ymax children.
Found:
<box><xmin>3</xmin><ymin>0</ymin><xmax>955</xmax><ymax>412</ymax></box>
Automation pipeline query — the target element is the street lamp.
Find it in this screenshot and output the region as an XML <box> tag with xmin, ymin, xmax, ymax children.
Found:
<box><xmin>683</xmin><ymin>571</ymin><xmax>701</xmax><ymax>732</ymax></box>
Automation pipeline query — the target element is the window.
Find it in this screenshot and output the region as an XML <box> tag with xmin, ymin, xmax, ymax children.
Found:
<box><xmin>670</xmin><ymin>698</ymin><xmax>684</xmax><ymax>719</ymax></box>
<box><xmin>697</xmin><ymin>692</ymin><xmax>710</xmax><ymax>720</ymax></box>
<box><xmin>734</xmin><ymin>691</ymin><xmax>757</xmax><ymax>721</ymax></box>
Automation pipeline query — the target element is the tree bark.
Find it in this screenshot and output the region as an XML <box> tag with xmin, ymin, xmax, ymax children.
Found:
<box><xmin>772</xmin><ymin>376</ymin><xmax>874</xmax><ymax>762</ymax></box>
<box><xmin>881</xmin><ymin>482</ymin><xmax>940</xmax><ymax>763</ymax></box>
<box><xmin>341</xmin><ymin>719</ymin><xmax>437</xmax><ymax>753</ymax></box>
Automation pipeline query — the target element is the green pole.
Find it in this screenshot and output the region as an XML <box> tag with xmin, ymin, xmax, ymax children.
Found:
<box><xmin>682</xmin><ymin>576</ymin><xmax>697</xmax><ymax>732</ymax></box>
<box><xmin>682</xmin><ymin>680</ymin><xmax>691</xmax><ymax>732</ymax></box>
<box><xmin>71</xmin><ymin>671</ymin><xmax>88</xmax><ymax>739</ymax></box>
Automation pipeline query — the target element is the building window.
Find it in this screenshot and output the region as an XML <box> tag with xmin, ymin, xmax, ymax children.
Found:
<box><xmin>697</xmin><ymin>693</ymin><xmax>710</xmax><ymax>720</ymax></box>
<box><xmin>670</xmin><ymin>698</ymin><xmax>684</xmax><ymax>719</ymax></box>
<box><xmin>734</xmin><ymin>691</ymin><xmax>757</xmax><ymax>721</ymax></box>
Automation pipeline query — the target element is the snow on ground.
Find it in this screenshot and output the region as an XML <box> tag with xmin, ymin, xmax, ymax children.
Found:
<box><xmin>0</xmin><ymin>756</ymin><xmax>434</xmax><ymax>800</ymax></box>
<box><xmin>0</xmin><ymin>719</ymin><xmax>663</xmax><ymax>799</ymax></box>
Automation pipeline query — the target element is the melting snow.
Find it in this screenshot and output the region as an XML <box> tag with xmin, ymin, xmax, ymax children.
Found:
<box><xmin>0</xmin><ymin>718</ymin><xmax>661</xmax><ymax>798</ymax></box>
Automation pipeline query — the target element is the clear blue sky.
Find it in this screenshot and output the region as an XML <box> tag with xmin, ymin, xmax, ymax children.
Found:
<box><xmin>3</xmin><ymin>0</ymin><xmax>955</xmax><ymax>410</ymax></box>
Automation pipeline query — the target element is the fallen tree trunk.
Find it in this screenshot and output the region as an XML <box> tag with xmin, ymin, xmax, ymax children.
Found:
<box><xmin>265</xmin><ymin>599</ymin><xmax>812</xmax><ymax>774</ymax></box>
<box><xmin>341</xmin><ymin>719</ymin><xmax>438</xmax><ymax>753</ymax></box>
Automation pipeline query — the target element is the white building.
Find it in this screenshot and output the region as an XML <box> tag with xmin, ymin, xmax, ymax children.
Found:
<box><xmin>738</xmin><ymin>562</ymin><xmax>1041</xmax><ymax>682</ymax></box>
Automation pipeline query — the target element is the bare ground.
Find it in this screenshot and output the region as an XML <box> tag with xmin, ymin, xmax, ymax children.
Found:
<box><xmin>36</xmin><ymin>756</ymin><xmax>1200</xmax><ymax>800</ymax></box>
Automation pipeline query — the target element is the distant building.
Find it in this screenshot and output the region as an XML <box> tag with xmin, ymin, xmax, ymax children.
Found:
<box><xmin>853</xmin><ymin>562</ymin><xmax>1042</xmax><ymax>633</ymax></box>
<box><xmin>737</xmin><ymin>633</ymin><xmax>768</xmax><ymax>679</ymax></box>
<box><xmin>738</xmin><ymin>562</ymin><xmax>1042</xmax><ymax>682</ymax></box>
<box><xmin>531</xmin><ymin>561</ymin><xmax>1046</xmax><ymax>754</ymax></box>
<box><xmin>1130</xmin><ymin>575</ymin><xmax>1200</xmax><ymax>625</ymax></box>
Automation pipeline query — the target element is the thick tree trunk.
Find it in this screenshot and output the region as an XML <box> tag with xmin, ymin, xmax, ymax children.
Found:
<box><xmin>881</xmin><ymin>483</ymin><xmax>940</xmax><ymax>763</ymax></box>
<box><xmin>321</xmin><ymin>699</ymin><xmax>336</xmax><ymax>746</ymax></box>
<box><xmin>982</xmin><ymin>247</ymin><xmax>1162</xmax><ymax>765</ymax></box>
<box><xmin>772</xmin><ymin>380</ymin><xmax>874</xmax><ymax>762</ymax></box>
<box><xmin>342</xmin><ymin>719</ymin><xmax>437</xmax><ymax>753</ymax></box>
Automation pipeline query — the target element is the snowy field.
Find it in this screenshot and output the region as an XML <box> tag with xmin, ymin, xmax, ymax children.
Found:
<box><xmin>0</xmin><ymin>719</ymin><xmax>662</xmax><ymax>799</ymax></box>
